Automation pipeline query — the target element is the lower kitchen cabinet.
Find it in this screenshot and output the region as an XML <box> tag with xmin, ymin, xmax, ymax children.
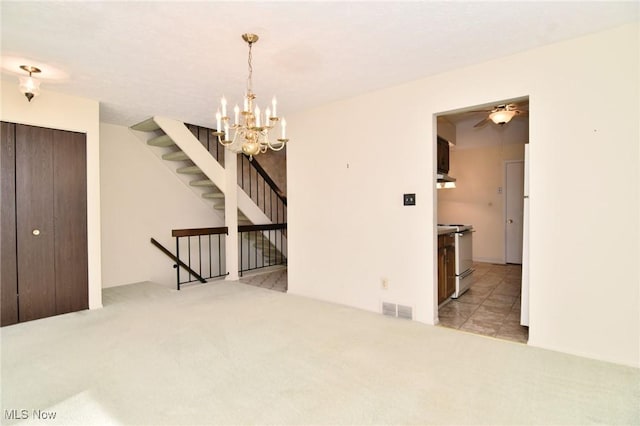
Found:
<box><xmin>438</xmin><ymin>234</ymin><xmax>456</xmax><ymax>304</ymax></box>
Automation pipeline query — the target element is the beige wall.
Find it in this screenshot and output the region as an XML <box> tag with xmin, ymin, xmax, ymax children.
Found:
<box><xmin>100</xmin><ymin>123</ymin><xmax>224</xmax><ymax>288</ymax></box>
<box><xmin>287</xmin><ymin>23</ymin><xmax>639</xmax><ymax>367</ymax></box>
<box><xmin>438</xmin><ymin>118</ymin><xmax>527</xmax><ymax>263</ymax></box>
<box><xmin>0</xmin><ymin>84</ymin><xmax>102</xmax><ymax>309</ymax></box>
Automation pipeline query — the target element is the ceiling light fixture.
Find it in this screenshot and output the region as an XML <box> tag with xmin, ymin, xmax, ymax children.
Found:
<box><xmin>213</xmin><ymin>34</ymin><xmax>288</xmax><ymax>159</ymax></box>
<box><xmin>18</xmin><ymin>65</ymin><xmax>42</xmax><ymax>102</ymax></box>
<box><xmin>489</xmin><ymin>109</ymin><xmax>516</xmax><ymax>125</ymax></box>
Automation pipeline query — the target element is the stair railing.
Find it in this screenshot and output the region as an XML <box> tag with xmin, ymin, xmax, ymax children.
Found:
<box><xmin>185</xmin><ymin>123</ymin><xmax>225</xmax><ymax>167</ymax></box>
<box><xmin>150</xmin><ymin>237</ymin><xmax>208</xmax><ymax>288</ymax></box>
<box><xmin>184</xmin><ymin>123</ymin><xmax>287</xmax><ymax>227</ymax></box>
<box><xmin>238</xmin><ymin>223</ymin><xmax>287</xmax><ymax>277</ymax></box>
<box><xmin>238</xmin><ymin>154</ymin><xmax>287</xmax><ymax>225</ymax></box>
<box><xmin>154</xmin><ymin>227</ymin><xmax>229</xmax><ymax>290</ymax></box>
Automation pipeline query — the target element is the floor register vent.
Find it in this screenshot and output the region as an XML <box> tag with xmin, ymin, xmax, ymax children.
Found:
<box><xmin>382</xmin><ymin>302</ymin><xmax>413</xmax><ymax>320</ymax></box>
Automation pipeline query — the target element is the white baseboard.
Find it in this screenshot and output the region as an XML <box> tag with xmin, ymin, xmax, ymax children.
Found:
<box><xmin>473</xmin><ymin>257</ymin><xmax>506</xmax><ymax>265</ymax></box>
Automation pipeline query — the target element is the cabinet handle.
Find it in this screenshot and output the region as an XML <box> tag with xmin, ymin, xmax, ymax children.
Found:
<box><xmin>32</xmin><ymin>229</ymin><xmax>40</xmax><ymax>236</ymax></box>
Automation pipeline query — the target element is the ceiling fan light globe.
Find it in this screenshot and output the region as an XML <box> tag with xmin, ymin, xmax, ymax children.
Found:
<box><xmin>489</xmin><ymin>110</ymin><xmax>516</xmax><ymax>125</ymax></box>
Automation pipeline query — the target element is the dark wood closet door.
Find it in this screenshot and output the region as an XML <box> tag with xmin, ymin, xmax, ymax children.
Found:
<box><xmin>53</xmin><ymin>130</ymin><xmax>88</xmax><ymax>314</ymax></box>
<box><xmin>1</xmin><ymin>122</ymin><xmax>19</xmax><ymax>326</ymax></box>
<box><xmin>15</xmin><ymin>124</ymin><xmax>57</xmax><ymax>322</ymax></box>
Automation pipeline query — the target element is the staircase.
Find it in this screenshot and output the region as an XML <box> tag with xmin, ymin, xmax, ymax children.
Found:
<box><xmin>131</xmin><ymin>116</ymin><xmax>287</xmax><ymax>264</ymax></box>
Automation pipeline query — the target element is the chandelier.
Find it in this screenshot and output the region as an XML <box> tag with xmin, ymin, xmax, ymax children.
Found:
<box><xmin>213</xmin><ymin>33</ymin><xmax>288</xmax><ymax>159</ymax></box>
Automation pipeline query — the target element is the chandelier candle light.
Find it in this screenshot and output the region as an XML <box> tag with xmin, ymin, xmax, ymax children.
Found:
<box><xmin>213</xmin><ymin>33</ymin><xmax>288</xmax><ymax>159</ymax></box>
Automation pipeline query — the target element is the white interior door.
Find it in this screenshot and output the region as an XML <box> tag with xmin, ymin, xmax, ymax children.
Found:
<box><xmin>521</xmin><ymin>145</ymin><xmax>530</xmax><ymax>326</ymax></box>
<box><xmin>505</xmin><ymin>161</ymin><xmax>524</xmax><ymax>264</ymax></box>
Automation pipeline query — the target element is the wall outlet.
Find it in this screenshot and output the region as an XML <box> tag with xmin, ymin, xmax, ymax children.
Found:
<box><xmin>382</xmin><ymin>278</ymin><xmax>389</xmax><ymax>290</ymax></box>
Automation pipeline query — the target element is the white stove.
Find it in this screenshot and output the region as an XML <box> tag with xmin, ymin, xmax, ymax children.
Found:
<box><xmin>438</xmin><ymin>224</ymin><xmax>473</xmax><ymax>233</ymax></box>
<box><xmin>438</xmin><ymin>224</ymin><xmax>474</xmax><ymax>298</ymax></box>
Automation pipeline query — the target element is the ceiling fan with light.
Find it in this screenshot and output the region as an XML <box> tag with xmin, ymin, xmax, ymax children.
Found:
<box><xmin>472</xmin><ymin>103</ymin><xmax>528</xmax><ymax>128</ymax></box>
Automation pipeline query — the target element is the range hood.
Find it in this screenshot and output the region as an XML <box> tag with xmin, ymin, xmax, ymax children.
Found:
<box><xmin>436</xmin><ymin>173</ymin><xmax>456</xmax><ymax>189</ymax></box>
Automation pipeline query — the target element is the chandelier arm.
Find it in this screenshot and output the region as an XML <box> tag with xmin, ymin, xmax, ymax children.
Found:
<box><xmin>218</xmin><ymin>133</ymin><xmax>232</xmax><ymax>146</ymax></box>
<box><xmin>231</xmin><ymin>128</ymin><xmax>241</xmax><ymax>148</ymax></box>
<box><xmin>267</xmin><ymin>140</ymin><xmax>287</xmax><ymax>152</ymax></box>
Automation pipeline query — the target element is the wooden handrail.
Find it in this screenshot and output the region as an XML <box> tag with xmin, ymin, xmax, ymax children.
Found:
<box><xmin>243</xmin><ymin>154</ymin><xmax>287</xmax><ymax>206</ymax></box>
<box><xmin>150</xmin><ymin>238</ymin><xmax>206</xmax><ymax>283</ymax></box>
<box><xmin>238</xmin><ymin>223</ymin><xmax>287</xmax><ymax>233</ymax></box>
<box><xmin>172</xmin><ymin>227</ymin><xmax>228</xmax><ymax>238</ymax></box>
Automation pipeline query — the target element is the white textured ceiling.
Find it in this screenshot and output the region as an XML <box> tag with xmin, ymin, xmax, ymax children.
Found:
<box><xmin>1</xmin><ymin>1</ymin><xmax>638</xmax><ymax>128</ymax></box>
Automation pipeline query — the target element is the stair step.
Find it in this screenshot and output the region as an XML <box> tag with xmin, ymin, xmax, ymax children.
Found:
<box><xmin>131</xmin><ymin>118</ymin><xmax>160</xmax><ymax>132</ymax></box>
<box><xmin>190</xmin><ymin>179</ymin><xmax>215</xmax><ymax>187</ymax></box>
<box><xmin>147</xmin><ymin>134</ymin><xmax>175</xmax><ymax>147</ymax></box>
<box><xmin>177</xmin><ymin>165</ymin><xmax>203</xmax><ymax>174</ymax></box>
<box><xmin>202</xmin><ymin>192</ymin><xmax>224</xmax><ymax>199</ymax></box>
<box><xmin>162</xmin><ymin>151</ymin><xmax>190</xmax><ymax>161</ymax></box>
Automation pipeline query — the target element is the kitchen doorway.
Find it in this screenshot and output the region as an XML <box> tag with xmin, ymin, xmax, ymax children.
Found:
<box><xmin>434</xmin><ymin>97</ymin><xmax>529</xmax><ymax>343</ymax></box>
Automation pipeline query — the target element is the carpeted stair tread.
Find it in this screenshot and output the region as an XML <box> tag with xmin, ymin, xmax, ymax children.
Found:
<box><xmin>147</xmin><ymin>134</ymin><xmax>175</xmax><ymax>147</ymax></box>
<box><xmin>130</xmin><ymin>118</ymin><xmax>160</xmax><ymax>132</ymax></box>
<box><xmin>190</xmin><ymin>179</ymin><xmax>216</xmax><ymax>187</ymax></box>
<box><xmin>177</xmin><ymin>165</ymin><xmax>203</xmax><ymax>174</ymax></box>
<box><xmin>202</xmin><ymin>192</ymin><xmax>224</xmax><ymax>199</ymax></box>
<box><xmin>162</xmin><ymin>151</ymin><xmax>190</xmax><ymax>161</ymax></box>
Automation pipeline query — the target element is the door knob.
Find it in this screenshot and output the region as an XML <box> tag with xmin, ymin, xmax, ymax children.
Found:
<box><xmin>32</xmin><ymin>229</ymin><xmax>40</xmax><ymax>236</ymax></box>
<box><xmin>507</xmin><ymin>219</ymin><xmax>513</xmax><ymax>224</ymax></box>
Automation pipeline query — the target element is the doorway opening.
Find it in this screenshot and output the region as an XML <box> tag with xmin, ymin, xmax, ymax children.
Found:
<box><xmin>434</xmin><ymin>97</ymin><xmax>529</xmax><ymax>343</ymax></box>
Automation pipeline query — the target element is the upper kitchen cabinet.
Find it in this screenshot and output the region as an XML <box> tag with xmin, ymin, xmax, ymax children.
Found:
<box><xmin>437</xmin><ymin>136</ymin><xmax>450</xmax><ymax>174</ymax></box>
<box><xmin>437</xmin><ymin>116</ymin><xmax>456</xmax><ymax>145</ymax></box>
<box><xmin>436</xmin><ymin>116</ymin><xmax>456</xmax><ymax>174</ymax></box>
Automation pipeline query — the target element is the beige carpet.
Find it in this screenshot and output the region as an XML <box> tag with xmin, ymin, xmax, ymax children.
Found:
<box><xmin>1</xmin><ymin>280</ymin><xmax>638</xmax><ymax>425</ymax></box>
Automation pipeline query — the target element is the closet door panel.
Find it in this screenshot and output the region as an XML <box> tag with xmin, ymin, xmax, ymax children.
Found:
<box><xmin>15</xmin><ymin>124</ymin><xmax>56</xmax><ymax>322</ymax></box>
<box><xmin>53</xmin><ymin>130</ymin><xmax>88</xmax><ymax>314</ymax></box>
<box><xmin>1</xmin><ymin>122</ymin><xmax>18</xmax><ymax>326</ymax></box>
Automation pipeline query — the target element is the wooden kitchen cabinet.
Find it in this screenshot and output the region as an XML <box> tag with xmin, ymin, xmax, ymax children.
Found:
<box><xmin>438</xmin><ymin>234</ymin><xmax>456</xmax><ymax>304</ymax></box>
<box><xmin>437</xmin><ymin>136</ymin><xmax>450</xmax><ymax>174</ymax></box>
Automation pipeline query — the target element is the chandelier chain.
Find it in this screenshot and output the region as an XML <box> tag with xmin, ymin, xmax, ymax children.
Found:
<box><xmin>247</xmin><ymin>41</ymin><xmax>253</xmax><ymax>94</ymax></box>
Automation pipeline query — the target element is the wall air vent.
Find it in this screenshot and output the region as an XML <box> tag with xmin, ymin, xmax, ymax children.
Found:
<box><xmin>382</xmin><ymin>302</ymin><xmax>413</xmax><ymax>320</ymax></box>
<box><xmin>382</xmin><ymin>302</ymin><xmax>397</xmax><ymax>317</ymax></box>
<box><xmin>397</xmin><ymin>305</ymin><xmax>413</xmax><ymax>320</ymax></box>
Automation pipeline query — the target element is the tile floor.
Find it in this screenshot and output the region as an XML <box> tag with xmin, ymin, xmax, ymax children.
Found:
<box><xmin>438</xmin><ymin>262</ymin><xmax>528</xmax><ymax>343</ymax></box>
<box><xmin>239</xmin><ymin>266</ymin><xmax>288</xmax><ymax>292</ymax></box>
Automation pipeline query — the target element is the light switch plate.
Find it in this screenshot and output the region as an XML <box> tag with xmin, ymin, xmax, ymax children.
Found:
<box><xmin>403</xmin><ymin>193</ymin><xmax>416</xmax><ymax>206</ymax></box>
